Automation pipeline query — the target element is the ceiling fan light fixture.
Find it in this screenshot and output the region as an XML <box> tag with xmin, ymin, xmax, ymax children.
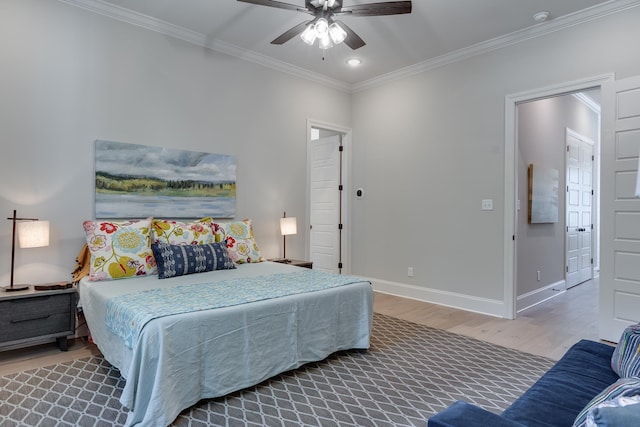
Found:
<box><xmin>328</xmin><ymin>22</ymin><xmax>347</xmax><ymax>44</ymax></box>
<box><xmin>300</xmin><ymin>24</ymin><xmax>317</xmax><ymax>45</ymax></box>
<box><xmin>318</xmin><ymin>33</ymin><xmax>333</xmax><ymax>50</ymax></box>
<box><xmin>315</xmin><ymin>18</ymin><xmax>329</xmax><ymax>37</ymax></box>
<box><xmin>318</xmin><ymin>0</ymin><xmax>336</xmax><ymax>7</ymax></box>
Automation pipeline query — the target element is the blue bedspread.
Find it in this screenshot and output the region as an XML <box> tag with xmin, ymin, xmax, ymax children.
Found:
<box><xmin>106</xmin><ymin>270</ymin><xmax>364</xmax><ymax>349</ymax></box>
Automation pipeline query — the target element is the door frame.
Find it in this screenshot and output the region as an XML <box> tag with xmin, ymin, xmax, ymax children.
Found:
<box><xmin>503</xmin><ymin>73</ymin><xmax>614</xmax><ymax>319</ymax></box>
<box><xmin>305</xmin><ymin>119</ymin><xmax>352</xmax><ymax>273</ymax></box>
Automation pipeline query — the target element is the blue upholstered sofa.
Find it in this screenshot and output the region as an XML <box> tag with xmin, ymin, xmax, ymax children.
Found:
<box><xmin>428</xmin><ymin>339</ymin><xmax>619</xmax><ymax>427</ymax></box>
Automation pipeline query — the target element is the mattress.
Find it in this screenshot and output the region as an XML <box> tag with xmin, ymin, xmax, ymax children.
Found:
<box><xmin>78</xmin><ymin>261</ymin><xmax>373</xmax><ymax>426</ymax></box>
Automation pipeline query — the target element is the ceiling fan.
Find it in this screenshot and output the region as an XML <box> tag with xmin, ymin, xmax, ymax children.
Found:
<box><xmin>237</xmin><ymin>0</ymin><xmax>412</xmax><ymax>50</ymax></box>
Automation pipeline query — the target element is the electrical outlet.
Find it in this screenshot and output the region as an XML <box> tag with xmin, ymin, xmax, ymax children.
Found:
<box><xmin>408</xmin><ymin>267</ymin><xmax>414</xmax><ymax>277</ymax></box>
<box><xmin>537</xmin><ymin>270</ymin><xmax>541</xmax><ymax>281</ymax></box>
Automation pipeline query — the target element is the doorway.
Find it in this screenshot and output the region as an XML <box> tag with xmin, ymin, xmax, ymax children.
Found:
<box><xmin>504</xmin><ymin>74</ymin><xmax>612</xmax><ymax>319</ymax></box>
<box><xmin>306</xmin><ymin>121</ymin><xmax>351</xmax><ymax>274</ymax></box>
<box><xmin>514</xmin><ymin>89</ymin><xmax>600</xmax><ymax>313</ymax></box>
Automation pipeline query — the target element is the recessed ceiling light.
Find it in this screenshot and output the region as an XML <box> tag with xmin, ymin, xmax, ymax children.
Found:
<box><xmin>533</xmin><ymin>11</ymin><xmax>550</xmax><ymax>22</ymax></box>
<box><xmin>347</xmin><ymin>58</ymin><xmax>362</xmax><ymax>67</ymax></box>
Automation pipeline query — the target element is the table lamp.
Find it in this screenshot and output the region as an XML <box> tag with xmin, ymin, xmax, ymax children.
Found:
<box><xmin>2</xmin><ymin>210</ymin><xmax>50</xmax><ymax>292</ymax></box>
<box><xmin>280</xmin><ymin>212</ymin><xmax>297</xmax><ymax>263</ymax></box>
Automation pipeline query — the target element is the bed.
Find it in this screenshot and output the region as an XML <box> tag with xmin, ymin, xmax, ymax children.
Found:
<box><xmin>78</xmin><ymin>261</ymin><xmax>373</xmax><ymax>426</ymax></box>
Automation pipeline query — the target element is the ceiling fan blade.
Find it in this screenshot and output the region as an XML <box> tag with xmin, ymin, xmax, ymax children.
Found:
<box><xmin>336</xmin><ymin>1</ymin><xmax>412</xmax><ymax>17</ymax></box>
<box><xmin>237</xmin><ymin>0</ymin><xmax>310</xmax><ymax>13</ymax></box>
<box><xmin>334</xmin><ymin>20</ymin><xmax>365</xmax><ymax>50</ymax></box>
<box><xmin>271</xmin><ymin>20</ymin><xmax>313</xmax><ymax>44</ymax></box>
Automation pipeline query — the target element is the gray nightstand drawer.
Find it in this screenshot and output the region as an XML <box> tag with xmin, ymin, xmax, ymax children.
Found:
<box><xmin>0</xmin><ymin>293</ymin><xmax>71</xmax><ymax>319</ymax></box>
<box><xmin>1</xmin><ymin>313</ymin><xmax>72</xmax><ymax>342</ymax></box>
<box><xmin>0</xmin><ymin>291</ymin><xmax>76</xmax><ymax>351</ymax></box>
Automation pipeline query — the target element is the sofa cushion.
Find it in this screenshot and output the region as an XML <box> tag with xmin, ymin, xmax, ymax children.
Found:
<box><xmin>611</xmin><ymin>323</ymin><xmax>640</xmax><ymax>378</ymax></box>
<box><xmin>501</xmin><ymin>340</ymin><xmax>618</xmax><ymax>427</ymax></box>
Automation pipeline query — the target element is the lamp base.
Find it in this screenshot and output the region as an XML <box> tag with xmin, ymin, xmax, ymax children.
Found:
<box><xmin>1</xmin><ymin>284</ymin><xmax>29</xmax><ymax>292</ymax></box>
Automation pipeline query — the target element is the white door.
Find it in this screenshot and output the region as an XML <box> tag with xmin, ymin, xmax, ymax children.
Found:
<box><xmin>565</xmin><ymin>129</ymin><xmax>594</xmax><ymax>288</ymax></box>
<box><xmin>309</xmin><ymin>135</ymin><xmax>341</xmax><ymax>273</ymax></box>
<box><xmin>600</xmin><ymin>75</ymin><xmax>640</xmax><ymax>342</ymax></box>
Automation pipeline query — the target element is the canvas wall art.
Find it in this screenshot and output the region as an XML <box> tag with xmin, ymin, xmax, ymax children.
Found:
<box><xmin>95</xmin><ymin>140</ymin><xmax>236</xmax><ymax>219</ymax></box>
<box><xmin>528</xmin><ymin>164</ymin><xmax>559</xmax><ymax>224</ymax></box>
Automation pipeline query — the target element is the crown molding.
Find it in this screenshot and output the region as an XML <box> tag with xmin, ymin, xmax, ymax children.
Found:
<box><xmin>59</xmin><ymin>0</ymin><xmax>639</xmax><ymax>94</ymax></box>
<box><xmin>573</xmin><ymin>92</ymin><xmax>602</xmax><ymax>114</ymax></box>
<box><xmin>351</xmin><ymin>0</ymin><xmax>640</xmax><ymax>92</ymax></box>
<box><xmin>57</xmin><ymin>0</ymin><xmax>351</xmax><ymax>92</ymax></box>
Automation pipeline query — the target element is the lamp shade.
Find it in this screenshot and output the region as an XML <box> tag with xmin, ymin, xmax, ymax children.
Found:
<box><xmin>18</xmin><ymin>220</ymin><xmax>50</xmax><ymax>248</ymax></box>
<box><xmin>329</xmin><ymin>22</ymin><xmax>347</xmax><ymax>44</ymax></box>
<box><xmin>280</xmin><ymin>217</ymin><xmax>297</xmax><ymax>236</ymax></box>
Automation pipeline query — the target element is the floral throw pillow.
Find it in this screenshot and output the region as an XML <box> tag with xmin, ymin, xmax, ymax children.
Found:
<box><xmin>213</xmin><ymin>219</ymin><xmax>265</xmax><ymax>264</ymax></box>
<box><xmin>83</xmin><ymin>217</ymin><xmax>157</xmax><ymax>281</ymax></box>
<box><xmin>152</xmin><ymin>217</ymin><xmax>215</xmax><ymax>246</ymax></box>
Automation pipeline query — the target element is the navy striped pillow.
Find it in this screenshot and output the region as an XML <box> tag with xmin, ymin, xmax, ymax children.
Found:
<box><xmin>611</xmin><ymin>323</ymin><xmax>640</xmax><ymax>378</ymax></box>
<box><xmin>151</xmin><ymin>242</ymin><xmax>236</xmax><ymax>279</ymax></box>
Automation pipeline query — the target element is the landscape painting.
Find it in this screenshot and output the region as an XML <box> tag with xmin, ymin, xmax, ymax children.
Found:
<box><xmin>95</xmin><ymin>140</ymin><xmax>236</xmax><ymax>219</ymax></box>
<box><xmin>528</xmin><ymin>164</ymin><xmax>558</xmax><ymax>224</ymax></box>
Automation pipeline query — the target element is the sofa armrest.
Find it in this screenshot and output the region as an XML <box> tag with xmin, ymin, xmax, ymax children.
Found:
<box><xmin>428</xmin><ymin>401</ymin><xmax>526</xmax><ymax>427</ymax></box>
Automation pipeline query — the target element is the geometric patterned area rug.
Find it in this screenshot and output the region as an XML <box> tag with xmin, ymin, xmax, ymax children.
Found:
<box><xmin>0</xmin><ymin>314</ymin><xmax>555</xmax><ymax>427</ymax></box>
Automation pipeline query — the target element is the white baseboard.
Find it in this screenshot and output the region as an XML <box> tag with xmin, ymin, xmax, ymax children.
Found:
<box><xmin>367</xmin><ymin>277</ymin><xmax>506</xmax><ymax>318</ymax></box>
<box><xmin>516</xmin><ymin>280</ymin><xmax>566</xmax><ymax>313</ymax></box>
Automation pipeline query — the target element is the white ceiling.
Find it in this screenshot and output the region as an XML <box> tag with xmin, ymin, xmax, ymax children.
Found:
<box><xmin>69</xmin><ymin>0</ymin><xmax>633</xmax><ymax>90</ymax></box>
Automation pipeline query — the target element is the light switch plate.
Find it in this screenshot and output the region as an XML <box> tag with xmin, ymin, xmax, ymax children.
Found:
<box><xmin>482</xmin><ymin>199</ymin><xmax>493</xmax><ymax>211</ymax></box>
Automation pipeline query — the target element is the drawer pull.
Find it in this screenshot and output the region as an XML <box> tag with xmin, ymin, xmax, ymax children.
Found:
<box><xmin>10</xmin><ymin>296</ymin><xmax>51</xmax><ymax>303</ymax></box>
<box><xmin>10</xmin><ymin>315</ymin><xmax>52</xmax><ymax>323</ymax></box>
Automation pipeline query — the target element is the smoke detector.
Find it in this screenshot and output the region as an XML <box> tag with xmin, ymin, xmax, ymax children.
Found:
<box><xmin>533</xmin><ymin>11</ymin><xmax>550</xmax><ymax>22</ymax></box>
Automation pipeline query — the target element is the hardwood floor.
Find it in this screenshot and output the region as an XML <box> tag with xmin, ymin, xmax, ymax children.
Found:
<box><xmin>374</xmin><ymin>277</ymin><xmax>602</xmax><ymax>360</ymax></box>
<box><xmin>0</xmin><ymin>277</ymin><xmax>602</xmax><ymax>377</ymax></box>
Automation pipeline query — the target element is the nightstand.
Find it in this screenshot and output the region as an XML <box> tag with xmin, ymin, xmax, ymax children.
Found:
<box><xmin>270</xmin><ymin>259</ymin><xmax>313</xmax><ymax>269</ymax></box>
<box><xmin>0</xmin><ymin>286</ymin><xmax>77</xmax><ymax>352</ymax></box>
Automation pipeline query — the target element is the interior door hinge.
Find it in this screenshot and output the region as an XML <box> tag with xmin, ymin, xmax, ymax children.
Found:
<box><xmin>512</xmin><ymin>235</ymin><xmax>515</xmax><ymax>241</ymax></box>
<box><xmin>591</xmin><ymin>258</ymin><xmax>594</xmax><ymax>264</ymax></box>
<box><xmin>566</xmin><ymin>266</ymin><xmax>569</xmax><ymax>273</ymax></box>
<box><xmin>338</xmin><ymin>184</ymin><xmax>343</xmax><ymax>191</ymax></box>
<box><xmin>338</xmin><ymin>224</ymin><xmax>343</xmax><ymax>230</ymax></box>
<box><xmin>338</xmin><ymin>262</ymin><xmax>343</xmax><ymax>269</ymax></box>
<box><xmin>339</xmin><ymin>145</ymin><xmax>344</xmax><ymax>152</ymax></box>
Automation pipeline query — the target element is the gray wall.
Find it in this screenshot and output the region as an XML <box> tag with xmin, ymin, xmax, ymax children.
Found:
<box><xmin>516</xmin><ymin>93</ymin><xmax>599</xmax><ymax>306</ymax></box>
<box><xmin>0</xmin><ymin>0</ymin><xmax>351</xmax><ymax>285</ymax></box>
<box><xmin>3</xmin><ymin>0</ymin><xmax>640</xmax><ymax>318</ymax></box>
<box><xmin>351</xmin><ymin>6</ymin><xmax>640</xmax><ymax>314</ymax></box>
